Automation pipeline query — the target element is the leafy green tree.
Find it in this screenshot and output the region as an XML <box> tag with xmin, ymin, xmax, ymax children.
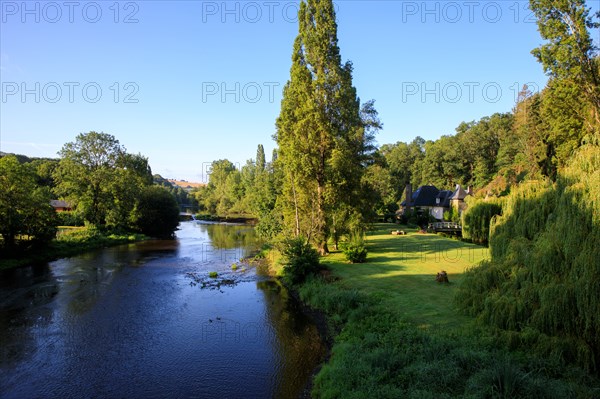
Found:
<box><xmin>120</xmin><ymin>153</ymin><xmax>153</xmax><ymax>185</ymax></box>
<box><xmin>0</xmin><ymin>156</ymin><xmax>57</xmax><ymax>250</ymax></box>
<box><xmin>105</xmin><ymin>167</ymin><xmax>147</xmax><ymax>230</ymax></box>
<box><xmin>530</xmin><ymin>0</ymin><xmax>600</xmax><ymax>126</ymax></box>
<box><xmin>379</xmin><ymin>137</ymin><xmax>425</xmax><ymax>201</ymax></box>
<box><xmin>135</xmin><ymin>186</ymin><xmax>180</xmax><ymax>238</ymax></box>
<box><xmin>54</xmin><ymin>132</ymin><xmax>126</xmax><ymax>226</ymax></box>
<box><xmin>541</xmin><ymin>77</ymin><xmax>589</xmax><ymax>172</ymax></box>
<box><xmin>509</xmin><ymin>86</ymin><xmax>549</xmax><ymax>179</ymax></box>
<box><xmin>463</xmin><ymin>113</ymin><xmax>510</xmax><ymax>187</ymax></box>
<box><xmin>461</xmin><ymin>199</ymin><xmax>502</xmax><ymax>245</ymax></box>
<box><xmin>362</xmin><ymin>162</ymin><xmax>397</xmax><ymax>216</ymax></box>
<box><xmin>30</xmin><ymin>158</ymin><xmax>59</xmax><ymax>189</ymax></box>
<box><xmin>275</xmin><ymin>0</ymin><xmax>376</xmax><ymax>254</ymax></box>
<box><xmin>199</xmin><ymin>159</ymin><xmax>242</xmax><ymax>217</ymax></box>
<box><xmin>417</xmin><ymin>136</ymin><xmax>461</xmax><ymax>188</ymax></box>
<box><xmin>241</xmin><ymin>145</ymin><xmax>278</xmax><ymax>220</ymax></box>
<box><xmin>54</xmin><ymin>131</ymin><xmax>150</xmax><ymax>228</ymax></box>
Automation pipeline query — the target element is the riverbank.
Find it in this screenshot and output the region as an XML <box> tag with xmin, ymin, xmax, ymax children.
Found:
<box><xmin>291</xmin><ymin>224</ymin><xmax>599</xmax><ymax>398</ymax></box>
<box><xmin>0</xmin><ymin>226</ymin><xmax>147</xmax><ymax>271</ymax></box>
<box><xmin>191</xmin><ymin>214</ymin><xmax>257</xmax><ymax>224</ymax></box>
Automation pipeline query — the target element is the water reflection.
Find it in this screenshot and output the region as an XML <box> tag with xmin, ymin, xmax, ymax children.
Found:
<box><xmin>196</xmin><ymin>222</ymin><xmax>262</xmax><ymax>251</ymax></box>
<box><xmin>0</xmin><ymin>264</ymin><xmax>57</xmax><ymax>367</ymax></box>
<box><xmin>0</xmin><ymin>222</ymin><xmax>324</xmax><ymax>398</ymax></box>
<box><xmin>257</xmin><ymin>280</ymin><xmax>325</xmax><ymax>398</ymax></box>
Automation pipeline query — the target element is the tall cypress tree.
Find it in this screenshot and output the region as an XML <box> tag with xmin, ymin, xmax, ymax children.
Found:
<box><xmin>275</xmin><ymin>0</ymin><xmax>373</xmax><ymax>254</ymax></box>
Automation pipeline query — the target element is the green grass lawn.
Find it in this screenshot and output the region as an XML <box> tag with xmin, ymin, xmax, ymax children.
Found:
<box><xmin>322</xmin><ymin>224</ymin><xmax>489</xmax><ymax>329</ymax></box>
<box><xmin>299</xmin><ymin>224</ymin><xmax>597</xmax><ymax>398</ymax></box>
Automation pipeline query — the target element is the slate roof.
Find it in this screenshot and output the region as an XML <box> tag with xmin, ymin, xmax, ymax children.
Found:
<box><xmin>450</xmin><ymin>184</ymin><xmax>468</xmax><ymax>201</ymax></box>
<box><xmin>401</xmin><ymin>185</ymin><xmax>440</xmax><ymax>207</ymax></box>
<box><xmin>435</xmin><ymin>190</ymin><xmax>453</xmax><ymax>208</ymax></box>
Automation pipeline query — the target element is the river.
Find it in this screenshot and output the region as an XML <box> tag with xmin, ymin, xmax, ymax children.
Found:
<box><xmin>0</xmin><ymin>222</ymin><xmax>325</xmax><ymax>398</ymax></box>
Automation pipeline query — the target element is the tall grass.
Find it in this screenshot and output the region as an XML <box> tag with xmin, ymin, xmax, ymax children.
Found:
<box><xmin>298</xmin><ymin>277</ymin><xmax>596</xmax><ymax>398</ymax></box>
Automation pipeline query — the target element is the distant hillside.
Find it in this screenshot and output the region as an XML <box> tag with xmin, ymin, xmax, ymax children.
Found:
<box><xmin>167</xmin><ymin>179</ymin><xmax>205</xmax><ymax>190</ymax></box>
<box><xmin>0</xmin><ymin>152</ymin><xmax>58</xmax><ymax>164</ymax></box>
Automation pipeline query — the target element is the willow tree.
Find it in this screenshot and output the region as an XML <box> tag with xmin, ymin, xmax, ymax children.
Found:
<box><xmin>275</xmin><ymin>0</ymin><xmax>376</xmax><ymax>254</ymax></box>
<box><xmin>456</xmin><ymin>145</ymin><xmax>600</xmax><ymax>372</ymax></box>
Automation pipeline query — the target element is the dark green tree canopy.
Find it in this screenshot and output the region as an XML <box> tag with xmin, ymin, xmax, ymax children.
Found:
<box><xmin>0</xmin><ymin>155</ymin><xmax>57</xmax><ymax>250</ymax></box>
<box><xmin>275</xmin><ymin>0</ymin><xmax>378</xmax><ymax>253</ymax></box>
<box><xmin>135</xmin><ymin>186</ymin><xmax>180</xmax><ymax>238</ymax></box>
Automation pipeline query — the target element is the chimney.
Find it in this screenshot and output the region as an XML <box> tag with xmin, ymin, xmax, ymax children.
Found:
<box><xmin>405</xmin><ymin>183</ymin><xmax>413</xmax><ymax>211</ymax></box>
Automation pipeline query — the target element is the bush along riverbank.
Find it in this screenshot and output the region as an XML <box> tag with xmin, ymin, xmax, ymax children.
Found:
<box><xmin>0</xmin><ymin>226</ymin><xmax>147</xmax><ymax>271</ymax></box>
<box><xmin>280</xmin><ymin>226</ymin><xmax>600</xmax><ymax>398</ymax></box>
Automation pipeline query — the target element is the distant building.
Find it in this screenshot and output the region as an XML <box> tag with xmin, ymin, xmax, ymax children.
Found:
<box><xmin>50</xmin><ymin>200</ymin><xmax>72</xmax><ymax>212</ymax></box>
<box><xmin>399</xmin><ymin>184</ymin><xmax>439</xmax><ymax>219</ymax></box>
<box><xmin>398</xmin><ymin>184</ymin><xmax>471</xmax><ymax>221</ymax></box>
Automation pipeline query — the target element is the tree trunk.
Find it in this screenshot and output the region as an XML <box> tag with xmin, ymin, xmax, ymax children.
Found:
<box><xmin>316</xmin><ymin>181</ymin><xmax>329</xmax><ymax>255</ymax></box>
<box><xmin>291</xmin><ymin>175</ymin><xmax>300</xmax><ymax>237</ymax></box>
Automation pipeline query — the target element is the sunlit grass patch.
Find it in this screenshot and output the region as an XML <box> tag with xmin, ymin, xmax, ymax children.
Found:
<box><xmin>322</xmin><ymin>224</ymin><xmax>489</xmax><ymax>327</ymax></box>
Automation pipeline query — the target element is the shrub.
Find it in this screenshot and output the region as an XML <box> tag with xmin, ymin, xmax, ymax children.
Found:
<box><xmin>342</xmin><ymin>233</ymin><xmax>368</xmax><ymax>263</ymax></box>
<box><xmin>279</xmin><ymin>237</ymin><xmax>320</xmax><ymax>284</ymax></box>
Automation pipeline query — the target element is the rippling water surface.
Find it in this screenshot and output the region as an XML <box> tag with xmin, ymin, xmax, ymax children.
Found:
<box><xmin>0</xmin><ymin>222</ymin><xmax>325</xmax><ymax>398</ymax></box>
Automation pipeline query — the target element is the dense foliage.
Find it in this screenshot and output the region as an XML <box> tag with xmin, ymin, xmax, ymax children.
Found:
<box><xmin>49</xmin><ymin>131</ymin><xmax>181</xmax><ymax>237</ymax></box>
<box><xmin>194</xmin><ymin>145</ymin><xmax>278</xmax><ymax>225</ymax></box>
<box><xmin>135</xmin><ymin>186</ymin><xmax>180</xmax><ymax>238</ymax></box>
<box><xmin>461</xmin><ymin>200</ymin><xmax>503</xmax><ymax>245</ymax></box>
<box><xmin>456</xmin><ymin>145</ymin><xmax>600</xmax><ymax>372</ymax></box>
<box><xmin>0</xmin><ymin>155</ymin><xmax>58</xmax><ymax>251</ymax></box>
<box><xmin>1</xmin><ymin>132</ymin><xmax>183</xmax><ymax>259</ymax></box>
<box><xmin>56</xmin><ymin>211</ymin><xmax>84</xmax><ymax>227</ymax></box>
<box><xmin>453</xmin><ymin>0</ymin><xmax>600</xmax><ymax>375</ymax></box>
<box><xmin>274</xmin><ymin>0</ymin><xmax>380</xmax><ymax>254</ymax></box>
<box><xmin>53</xmin><ymin>132</ymin><xmax>153</xmax><ymax>229</ymax></box>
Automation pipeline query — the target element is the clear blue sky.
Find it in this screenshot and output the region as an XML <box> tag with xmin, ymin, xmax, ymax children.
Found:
<box><xmin>1</xmin><ymin>1</ymin><xmax>598</xmax><ymax>181</ymax></box>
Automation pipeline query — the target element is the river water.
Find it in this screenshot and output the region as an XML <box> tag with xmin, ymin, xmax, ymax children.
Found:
<box><xmin>0</xmin><ymin>222</ymin><xmax>325</xmax><ymax>398</ymax></box>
